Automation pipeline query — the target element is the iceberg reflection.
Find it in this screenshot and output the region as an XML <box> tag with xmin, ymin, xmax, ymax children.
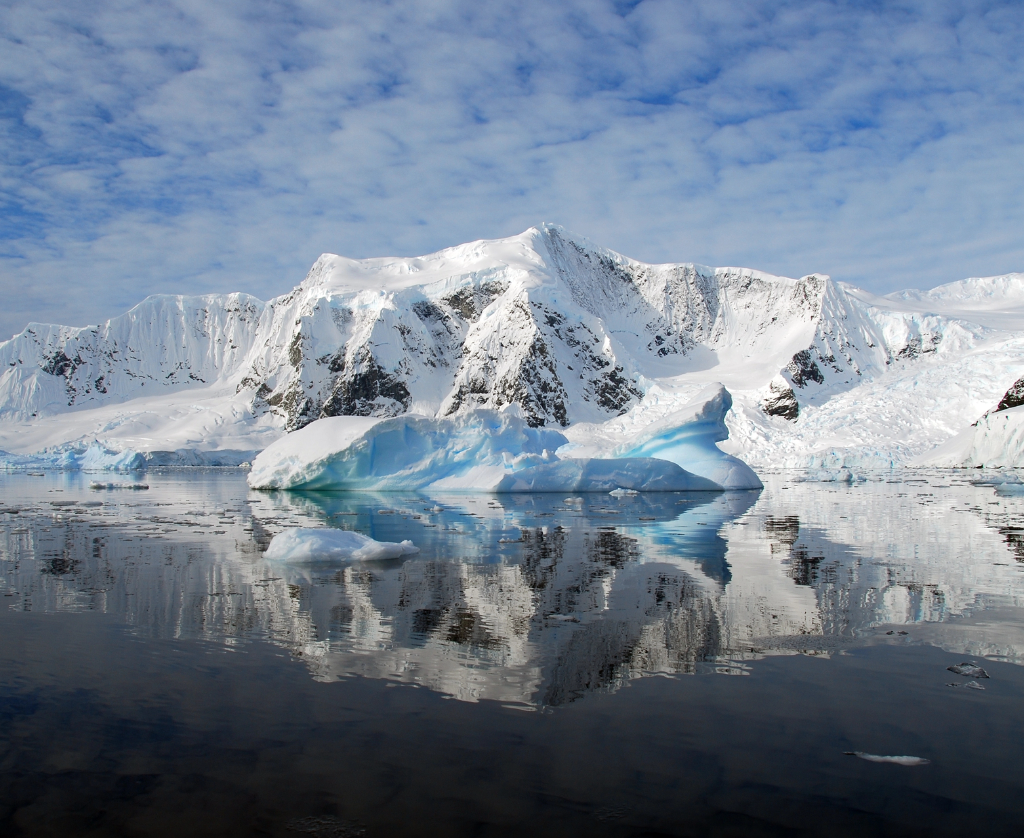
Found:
<box><xmin>3</xmin><ymin>472</ymin><xmax>1024</xmax><ymax>706</ymax></box>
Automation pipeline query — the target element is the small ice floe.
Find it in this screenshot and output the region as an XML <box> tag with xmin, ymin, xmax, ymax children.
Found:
<box><xmin>844</xmin><ymin>752</ymin><xmax>930</xmax><ymax>766</ymax></box>
<box><xmin>947</xmin><ymin>662</ymin><xmax>990</xmax><ymax>678</ymax></box>
<box><xmin>947</xmin><ymin>681</ymin><xmax>985</xmax><ymax>690</ymax></box>
<box><xmin>973</xmin><ymin>473</ymin><xmax>1023</xmax><ymax>487</ymax></box>
<box><xmin>798</xmin><ymin>468</ymin><xmax>865</xmax><ymax>484</ymax></box>
<box><xmin>89</xmin><ymin>481</ymin><xmax>149</xmax><ymax>490</ymax></box>
<box><xmin>564</xmin><ymin>497</ymin><xmax>584</xmax><ymax>506</ymax></box>
<box><xmin>264</xmin><ymin>527</ymin><xmax>419</xmax><ymax>563</ymax></box>
<box><xmin>609</xmin><ymin>487</ymin><xmax>639</xmax><ymax>497</ymax></box>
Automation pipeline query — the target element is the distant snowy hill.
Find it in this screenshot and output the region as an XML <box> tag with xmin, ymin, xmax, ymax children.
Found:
<box><xmin>1</xmin><ymin>224</ymin><xmax>1022</xmax><ymax>469</ymax></box>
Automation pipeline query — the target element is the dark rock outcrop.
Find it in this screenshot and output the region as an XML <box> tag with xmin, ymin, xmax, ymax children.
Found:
<box><xmin>763</xmin><ymin>381</ymin><xmax>799</xmax><ymax>420</ymax></box>
<box><xmin>996</xmin><ymin>376</ymin><xmax>1024</xmax><ymax>412</ymax></box>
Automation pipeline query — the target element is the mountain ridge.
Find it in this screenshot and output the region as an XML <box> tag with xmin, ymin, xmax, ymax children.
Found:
<box><xmin>1</xmin><ymin>224</ymin><xmax>1022</xmax><ymax>469</ymax></box>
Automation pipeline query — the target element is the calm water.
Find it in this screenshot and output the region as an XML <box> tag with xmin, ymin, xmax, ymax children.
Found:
<box><xmin>2</xmin><ymin>470</ymin><xmax>1024</xmax><ymax>837</ymax></box>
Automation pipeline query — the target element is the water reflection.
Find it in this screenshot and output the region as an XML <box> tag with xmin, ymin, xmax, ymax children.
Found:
<box><xmin>3</xmin><ymin>471</ymin><xmax>1024</xmax><ymax>705</ymax></box>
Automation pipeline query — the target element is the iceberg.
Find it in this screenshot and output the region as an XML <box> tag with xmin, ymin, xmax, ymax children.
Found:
<box><xmin>264</xmin><ymin>528</ymin><xmax>419</xmax><ymax>563</ymax></box>
<box><xmin>247</xmin><ymin>410</ymin><xmax>567</xmax><ymax>491</ymax></box>
<box><xmin>610</xmin><ymin>386</ymin><xmax>763</xmax><ymax>490</ymax></box>
<box><xmin>247</xmin><ymin>408</ymin><xmax>735</xmax><ymax>493</ymax></box>
<box><xmin>492</xmin><ymin>457</ymin><xmax>720</xmax><ymax>492</ymax></box>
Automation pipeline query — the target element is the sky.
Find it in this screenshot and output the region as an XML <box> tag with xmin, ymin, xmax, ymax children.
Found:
<box><xmin>1</xmin><ymin>0</ymin><xmax>1022</xmax><ymax>338</ymax></box>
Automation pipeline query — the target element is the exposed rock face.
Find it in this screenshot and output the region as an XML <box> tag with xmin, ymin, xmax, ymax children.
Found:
<box><xmin>786</xmin><ymin>350</ymin><xmax>825</xmax><ymax>388</ymax></box>
<box><xmin>763</xmin><ymin>380</ymin><xmax>800</xmax><ymax>421</ymax></box>
<box><xmin>996</xmin><ymin>376</ymin><xmax>1024</xmax><ymax>412</ymax></box>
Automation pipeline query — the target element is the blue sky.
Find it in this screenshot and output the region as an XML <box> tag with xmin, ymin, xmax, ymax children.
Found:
<box><xmin>1</xmin><ymin>0</ymin><xmax>1022</xmax><ymax>337</ymax></box>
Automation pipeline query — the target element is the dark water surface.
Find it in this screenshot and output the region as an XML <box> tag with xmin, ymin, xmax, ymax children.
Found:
<box><xmin>2</xmin><ymin>470</ymin><xmax>1024</xmax><ymax>837</ymax></box>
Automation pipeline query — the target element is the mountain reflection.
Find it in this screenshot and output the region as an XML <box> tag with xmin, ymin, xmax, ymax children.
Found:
<box><xmin>3</xmin><ymin>473</ymin><xmax>1024</xmax><ymax>706</ymax></box>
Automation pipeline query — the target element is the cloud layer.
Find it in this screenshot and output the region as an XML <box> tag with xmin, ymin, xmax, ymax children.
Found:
<box><xmin>1</xmin><ymin>0</ymin><xmax>1022</xmax><ymax>336</ymax></box>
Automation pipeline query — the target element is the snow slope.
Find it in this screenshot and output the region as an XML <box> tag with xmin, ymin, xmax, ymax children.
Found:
<box><xmin>1</xmin><ymin>225</ymin><xmax>1022</xmax><ymax>471</ymax></box>
<box><xmin>916</xmin><ymin>404</ymin><xmax>1024</xmax><ymax>469</ymax></box>
<box><xmin>720</xmin><ymin>279</ymin><xmax>1024</xmax><ymax>468</ymax></box>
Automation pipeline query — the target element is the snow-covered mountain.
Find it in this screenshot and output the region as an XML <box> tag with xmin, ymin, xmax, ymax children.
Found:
<box><xmin>1</xmin><ymin>224</ymin><xmax>1022</xmax><ymax>469</ymax></box>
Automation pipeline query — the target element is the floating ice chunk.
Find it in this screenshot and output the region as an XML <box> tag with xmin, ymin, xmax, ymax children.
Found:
<box><xmin>89</xmin><ymin>481</ymin><xmax>149</xmax><ymax>490</ymax></box>
<box><xmin>264</xmin><ymin>528</ymin><xmax>419</xmax><ymax>563</ymax></box>
<box><xmin>493</xmin><ymin>458</ymin><xmax>721</xmax><ymax>493</ymax></box>
<box><xmin>611</xmin><ymin>385</ymin><xmax>763</xmax><ymax>490</ymax></box>
<box><xmin>609</xmin><ymin>487</ymin><xmax>639</xmax><ymax>497</ymax></box>
<box><xmin>249</xmin><ymin>410</ymin><xmax>737</xmax><ymax>493</ymax></box>
<box><xmin>797</xmin><ymin>467</ymin><xmax>865</xmax><ymax>484</ymax></box>
<box><xmin>947</xmin><ymin>681</ymin><xmax>985</xmax><ymax>690</ymax></box>
<box><xmin>947</xmin><ymin>662</ymin><xmax>989</xmax><ymax>678</ymax></box>
<box><xmin>140</xmin><ymin>449</ymin><xmax>257</xmax><ymax>467</ymax></box>
<box><xmin>248</xmin><ymin>411</ymin><xmax>566</xmax><ymax>491</ymax></box>
<box><xmin>844</xmin><ymin>752</ymin><xmax>930</xmax><ymax>766</ymax></box>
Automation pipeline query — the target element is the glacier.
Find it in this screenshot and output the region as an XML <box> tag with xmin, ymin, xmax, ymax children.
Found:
<box><xmin>1</xmin><ymin>223</ymin><xmax>1023</xmax><ymax>473</ymax></box>
<box><xmin>916</xmin><ymin>404</ymin><xmax>1024</xmax><ymax>469</ymax></box>
<box><xmin>0</xmin><ymin>441</ymin><xmax>256</xmax><ymax>472</ymax></box>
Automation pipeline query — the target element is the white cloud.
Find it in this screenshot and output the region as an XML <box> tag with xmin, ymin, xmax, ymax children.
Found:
<box><xmin>1</xmin><ymin>0</ymin><xmax>1022</xmax><ymax>337</ymax></box>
